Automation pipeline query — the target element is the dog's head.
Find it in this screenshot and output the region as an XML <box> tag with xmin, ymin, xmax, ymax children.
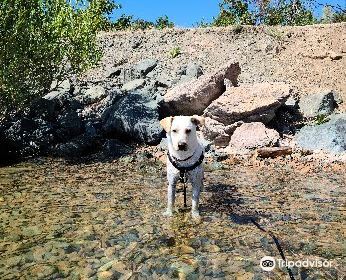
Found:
<box><xmin>160</xmin><ymin>115</ymin><xmax>205</xmax><ymax>152</ymax></box>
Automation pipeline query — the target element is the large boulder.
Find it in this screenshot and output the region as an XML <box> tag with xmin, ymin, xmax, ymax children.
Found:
<box><xmin>298</xmin><ymin>90</ymin><xmax>336</xmax><ymax>118</ymax></box>
<box><xmin>204</xmin><ymin>82</ymin><xmax>291</xmax><ymax>125</ymax></box>
<box><xmin>133</xmin><ymin>59</ymin><xmax>158</xmax><ymax>78</ymax></box>
<box><xmin>81</xmin><ymin>89</ymin><xmax>124</xmax><ymax>121</ymax></box>
<box><xmin>229</xmin><ymin>122</ymin><xmax>280</xmax><ymax>150</ymax></box>
<box><xmin>121</xmin><ymin>79</ymin><xmax>146</xmax><ymax>93</ymax></box>
<box><xmin>56</xmin><ymin>111</ymin><xmax>83</xmax><ymax>141</ymax></box>
<box><xmin>51</xmin><ymin>134</ymin><xmax>96</xmax><ymax>157</ymax></box>
<box><xmin>161</xmin><ymin>62</ymin><xmax>241</xmax><ymax>116</ymax></box>
<box><xmin>83</xmin><ymin>86</ymin><xmax>107</xmax><ymax>105</ymax></box>
<box><xmin>44</xmin><ymin>79</ymin><xmax>72</xmax><ymax>101</ymax></box>
<box><xmin>103</xmin><ymin>91</ymin><xmax>162</xmax><ymax>145</ymax></box>
<box><xmin>1</xmin><ymin>118</ymin><xmax>55</xmax><ymax>159</ymax></box>
<box><xmin>295</xmin><ymin>114</ymin><xmax>346</xmax><ymax>153</ymax></box>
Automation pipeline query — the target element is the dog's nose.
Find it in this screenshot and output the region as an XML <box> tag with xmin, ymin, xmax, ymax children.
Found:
<box><xmin>178</xmin><ymin>142</ymin><xmax>187</xmax><ymax>151</ymax></box>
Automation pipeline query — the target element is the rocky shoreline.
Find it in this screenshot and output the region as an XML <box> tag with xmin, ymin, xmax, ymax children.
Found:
<box><xmin>1</xmin><ymin>24</ymin><xmax>345</xmax><ymax>164</ymax></box>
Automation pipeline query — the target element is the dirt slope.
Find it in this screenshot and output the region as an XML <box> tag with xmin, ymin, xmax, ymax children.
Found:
<box><xmin>83</xmin><ymin>23</ymin><xmax>346</xmax><ymax>110</ymax></box>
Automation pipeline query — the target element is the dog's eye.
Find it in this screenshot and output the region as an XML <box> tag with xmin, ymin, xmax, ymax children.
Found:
<box><xmin>172</xmin><ymin>129</ymin><xmax>177</xmax><ymax>133</ymax></box>
<box><xmin>185</xmin><ymin>129</ymin><xmax>191</xmax><ymax>134</ymax></box>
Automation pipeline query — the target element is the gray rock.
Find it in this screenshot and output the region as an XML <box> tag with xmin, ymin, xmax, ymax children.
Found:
<box><xmin>105</xmin><ymin>67</ymin><xmax>122</xmax><ymax>79</ymax></box>
<box><xmin>133</xmin><ymin>59</ymin><xmax>158</xmax><ymax>78</ymax></box>
<box><xmin>185</xmin><ymin>62</ymin><xmax>203</xmax><ymax>79</ymax></box>
<box><xmin>45</xmin><ymin>79</ymin><xmax>71</xmax><ymax>100</ymax></box>
<box><xmin>103</xmin><ymin>91</ymin><xmax>162</xmax><ymax>145</ymax></box>
<box><xmin>285</xmin><ymin>96</ymin><xmax>298</xmax><ymax>107</ymax></box>
<box><xmin>83</xmin><ymin>86</ymin><xmax>107</xmax><ymax>104</ymax></box>
<box><xmin>332</xmin><ymin>91</ymin><xmax>343</xmax><ymax>105</ymax></box>
<box><xmin>85</xmin><ymin>122</ymin><xmax>97</xmax><ymax>137</ymax></box>
<box><xmin>299</xmin><ymin>90</ymin><xmax>336</xmax><ymax>118</ymax></box>
<box><xmin>295</xmin><ymin>114</ymin><xmax>346</xmax><ymax>153</ymax></box>
<box><xmin>158</xmin><ymin>138</ymin><xmax>168</xmax><ymax>151</ymax></box>
<box><xmin>155</xmin><ymin>73</ymin><xmax>173</xmax><ymax>88</ymax></box>
<box><xmin>52</xmin><ymin>134</ymin><xmax>95</xmax><ymax>157</ymax></box>
<box><xmin>56</xmin><ymin>111</ymin><xmax>82</xmax><ymax>139</ymax></box>
<box><xmin>121</xmin><ymin>79</ymin><xmax>146</xmax><ymax>92</ymax></box>
<box><xmin>102</xmin><ymin>139</ymin><xmax>133</xmax><ymax>157</ymax></box>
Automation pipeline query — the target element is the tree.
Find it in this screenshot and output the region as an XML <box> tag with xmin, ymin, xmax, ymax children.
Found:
<box><xmin>0</xmin><ymin>0</ymin><xmax>118</xmax><ymax>113</ymax></box>
<box><xmin>213</xmin><ymin>0</ymin><xmax>315</xmax><ymax>26</ymax></box>
<box><xmin>213</xmin><ymin>0</ymin><xmax>255</xmax><ymax>26</ymax></box>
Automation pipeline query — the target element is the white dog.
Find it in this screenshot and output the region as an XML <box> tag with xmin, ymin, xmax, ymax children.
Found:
<box><xmin>160</xmin><ymin>115</ymin><xmax>205</xmax><ymax>219</ymax></box>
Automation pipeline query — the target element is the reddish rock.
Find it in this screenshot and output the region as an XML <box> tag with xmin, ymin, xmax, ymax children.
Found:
<box><xmin>162</xmin><ymin>62</ymin><xmax>241</xmax><ymax>115</ymax></box>
<box><xmin>201</xmin><ymin>117</ymin><xmax>243</xmax><ymax>147</ymax></box>
<box><xmin>229</xmin><ymin>122</ymin><xmax>280</xmax><ymax>150</ymax></box>
<box><xmin>204</xmin><ymin>82</ymin><xmax>291</xmax><ymax>125</ymax></box>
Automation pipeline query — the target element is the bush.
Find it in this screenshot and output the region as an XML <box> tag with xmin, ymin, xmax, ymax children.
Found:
<box><xmin>213</xmin><ymin>0</ymin><xmax>316</xmax><ymax>26</ymax></box>
<box><xmin>0</xmin><ymin>0</ymin><xmax>118</xmax><ymax>113</ymax></box>
<box><xmin>155</xmin><ymin>15</ymin><xmax>174</xmax><ymax>29</ymax></box>
<box><xmin>320</xmin><ymin>6</ymin><xmax>346</xmax><ymax>23</ymax></box>
<box><xmin>112</xmin><ymin>14</ymin><xmax>174</xmax><ymax>30</ymax></box>
<box><xmin>213</xmin><ymin>0</ymin><xmax>255</xmax><ymax>26</ymax></box>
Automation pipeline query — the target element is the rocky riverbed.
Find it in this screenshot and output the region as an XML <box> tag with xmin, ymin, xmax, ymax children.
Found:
<box><xmin>1</xmin><ymin>155</ymin><xmax>345</xmax><ymax>279</ymax></box>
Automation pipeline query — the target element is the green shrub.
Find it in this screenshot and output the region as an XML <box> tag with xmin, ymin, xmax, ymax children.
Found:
<box><xmin>169</xmin><ymin>47</ymin><xmax>181</xmax><ymax>58</ymax></box>
<box><xmin>0</xmin><ymin>0</ymin><xmax>118</xmax><ymax>113</ymax></box>
<box><xmin>195</xmin><ymin>19</ymin><xmax>212</xmax><ymax>27</ymax></box>
<box><xmin>213</xmin><ymin>0</ymin><xmax>255</xmax><ymax>26</ymax></box>
<box><xmin>113</xmin><ymin>14</ymin><xmax>134</xmax><ymax>30</ymax></box>
<box><xmin>112</xmin><ymin>14</ymin><xmax>174</xmax><ymax>30</ymax></box>
<box><xmin>155</xmin><ymin>15</ymin><xmax>174</xmax><ymax>29</ymax></box>
<box><xmin>320</xmin><ymin>6</ymin><xmax>346</xmax><ymax>23</ymax></box>
<box><xmin>213</xmin><ymin>0</ymin><xmax>316</xmax><ymax>26</ymax></box>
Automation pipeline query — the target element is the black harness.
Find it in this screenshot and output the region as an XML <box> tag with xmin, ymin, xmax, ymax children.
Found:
<box><xmin>167</xmin><ymin>152</ymin><xmax>204</xmax><ymax>207</ymax></box>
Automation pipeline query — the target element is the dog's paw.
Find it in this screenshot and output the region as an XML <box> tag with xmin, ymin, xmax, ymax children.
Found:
<box><xmin>191</xmin><ymin>210</ymin><xmax>200</xmax><ymax>220</ymax></box>
<box><xmin>163</xmin><ymin>209</ymin><xmax>173</xmax><ymax>217</ymax></box>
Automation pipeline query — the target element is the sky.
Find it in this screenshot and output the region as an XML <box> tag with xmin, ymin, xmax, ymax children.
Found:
<box><xmin>111</xmin><ymin>0</ymin><xmax>346</xmax><ymax>27</ymax></box>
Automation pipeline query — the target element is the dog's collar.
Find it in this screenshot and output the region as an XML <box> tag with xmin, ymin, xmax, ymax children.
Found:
<box><xmin>167</xmin><ymin>151</ymin><xmax>204</xmax><ymax>172</ymax></box>
<box><xmin>171</xmin><ymin>152</ymin><xmax>195</xmax><ymax>162</ymax></box>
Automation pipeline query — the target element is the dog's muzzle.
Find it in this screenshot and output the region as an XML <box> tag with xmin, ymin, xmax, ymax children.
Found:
<box><xmin>178</xmin><ymin>142</ymin><xmax>187</xmax><ymax>151</ymax></box>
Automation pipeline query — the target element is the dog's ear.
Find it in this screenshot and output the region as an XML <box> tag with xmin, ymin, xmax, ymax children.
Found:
<box><xmin>191</xmin><ymin>115</ymin><xmax>205</xmax><ymax>127</ymax></box>
<box><xmin>160</xmin><ymin>116</ymin><xmax>173</xmax><ymax>132</ymax></box>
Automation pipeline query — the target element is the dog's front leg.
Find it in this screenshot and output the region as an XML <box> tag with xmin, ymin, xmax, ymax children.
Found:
<box><xmin>191</xmin><ymin>171</ymin><xmax>203</xmax><ymax>219</ymax></box>
<box><xmin>163</xmin><ymin>175</ymin><xmax>178</xmax><ymax>217</ymax></box>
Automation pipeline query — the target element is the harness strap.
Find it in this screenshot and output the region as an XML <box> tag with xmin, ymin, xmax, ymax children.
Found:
<box><xmin>167</xmin><ymin>152</ymin><xmax>204</xmax><ymax>173</ymax></box>
<box><xmin>167</xmin><ymin>152</ymin><xmax>204</xmax><ymax>208</ymax></box>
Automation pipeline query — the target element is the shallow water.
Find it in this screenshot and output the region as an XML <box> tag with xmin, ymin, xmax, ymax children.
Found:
<box><xmin>0</xmin><ymin>157</ymin><xmax>345</xmax><ymax>279</ymax></box>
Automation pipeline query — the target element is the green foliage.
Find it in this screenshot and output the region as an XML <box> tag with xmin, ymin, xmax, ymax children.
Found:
<box><xmin>195</xmin><ymin>19</ymin><xmax>212</xmax><ymax>28</ymax></box>
<box><xmin>314</xmin><ymin>114</ymin><xmax>330</xmax><ymax>125</ymax></box>
<box><xmin>112</xmin><ymin>14</ymin><xmax>174</xmax><ymax>30</ymax></box>
<box><xmin>261</xmin><ymin>0</ymin><xmax>315</xmax><ymax>25</ymax></box>
<box><xmin>169</xmin><ymin>47</ymin><xmax>181</xmax><ymax>58</ymax></box>
<box><xmin>320</xmin><ymin>6</ymin><xmax>346</xmax><ymax>23</ymax></box>
<box><xmin>213</xmin><ymin>0</ymin><xmax>316</xmax><ymax>26</ymax></box>
<box><xmin>266</xmin><ymin>27</ymin><xmax>284</xmax><ymax>40</ymax></box>
<box><xmin>155</xmin><ymin>15</ymin><xmax>174</xmax><ymax>29</ymax></box>
<box><xmin>0</xmin><ymin>0</ymin><xmax>118</xmax><ymax>112</ymax></box>
<box><xmin>332</xmin><ymin>10</ymin><xmax>346</xmax><ymax>23</ymax></box>
<box><xmin>113</xmin><ymin>14</ymin><xmax>134</xmax><ymax>30</ymax></box>
<box><xmin>213</xmin><ymin>0</ymin><xmax>255</xmax><ymax>26</ymax></box>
